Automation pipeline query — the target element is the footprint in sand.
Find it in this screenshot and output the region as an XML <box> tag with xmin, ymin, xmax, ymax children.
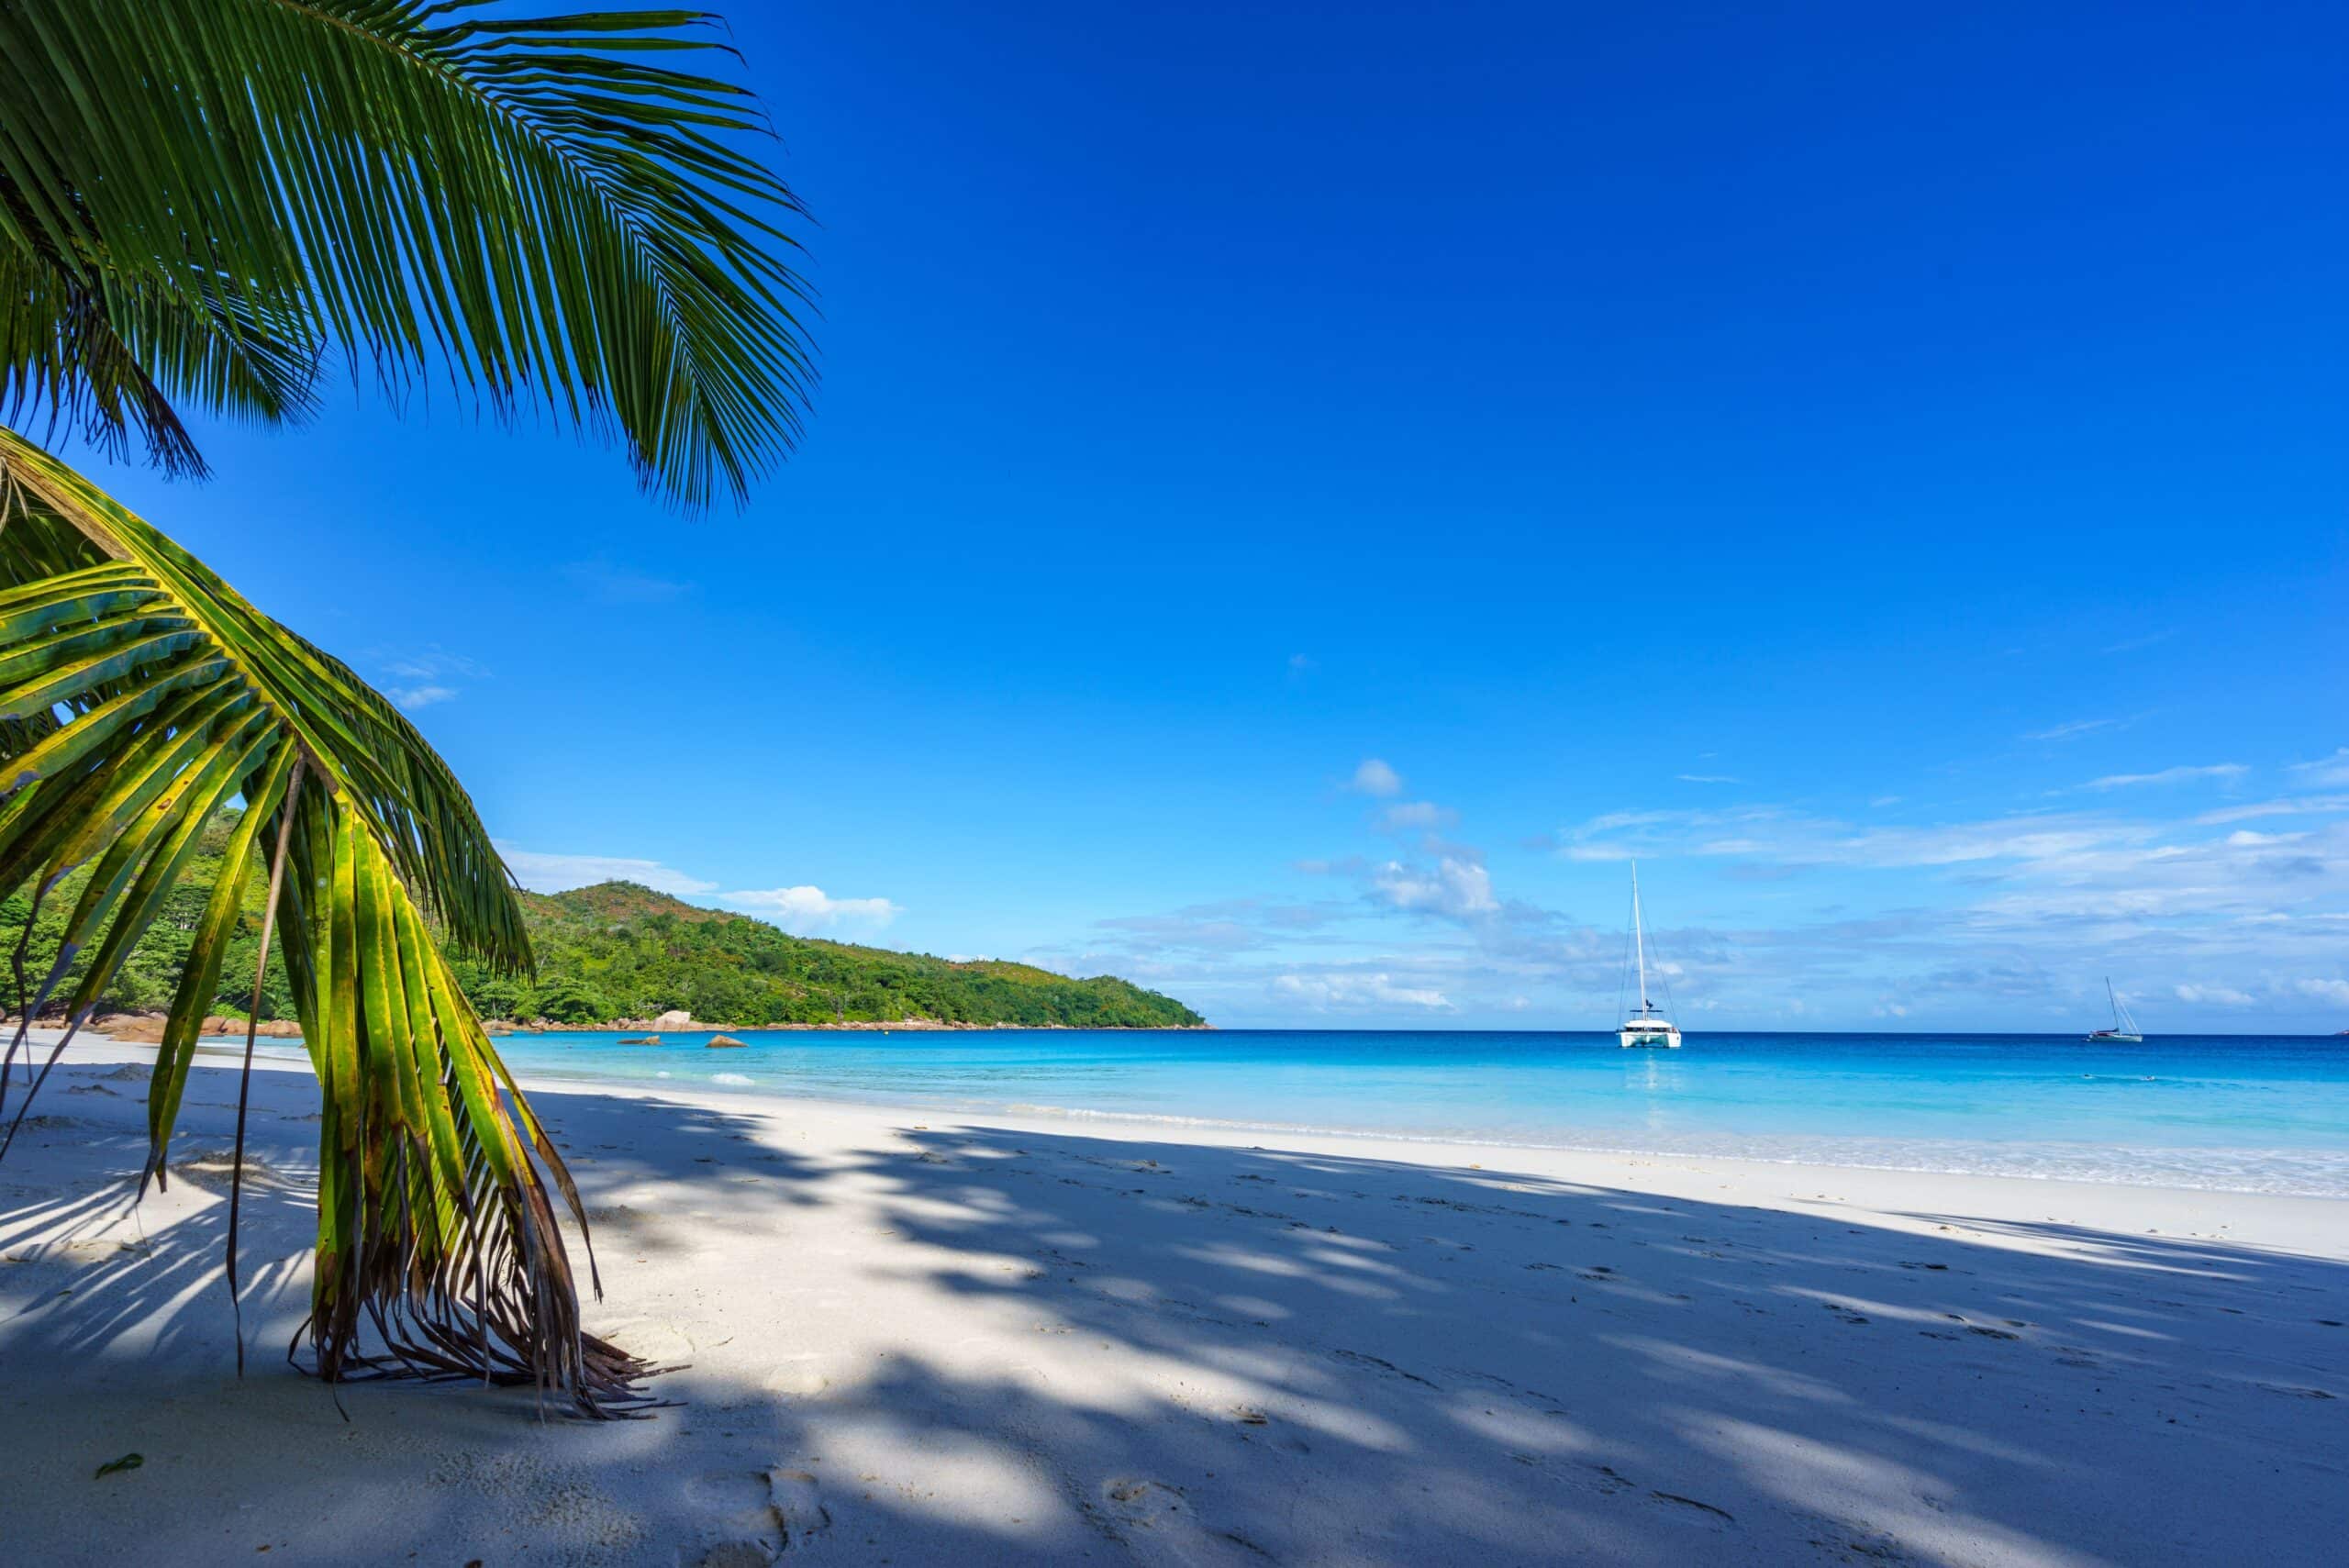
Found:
<box><xmin>600</xmin><ymin>1317</ymin><xmax>695</xmax><ymax>1362</ymax></box>
<box><xmin>685</xmin><ymin>1473</ymin><xmax>785</xmax><ymax>1558</ymax></box>
<box><xmin>1101</xmin><ymin>1475</ymin><xmax>1260</xmax><ymax>1561</ymax></box>
<box><xmin>1104</xmin><ymin>1476</ymin><xmax>1191</xmax><ymax>1529</ymax></box>
<box><xmin>762</xmin><ymin>1359</ymin><xmax>833</xmax><ymax>1400</ymax></box>
<box><xmin>689</xmin><ymin>1468</ymin><xmax>830</xmax><ymax>1563</ymax></box>
<box><xmin>768</xmin><ymin>1470</ymin><xmax>831</xmax><ymax>1544</ymax></box>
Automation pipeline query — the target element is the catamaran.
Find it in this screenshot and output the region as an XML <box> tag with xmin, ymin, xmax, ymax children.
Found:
<box><xmin>2087</xmin><ymin>977</ymin><xmax>2143</xmax><ymax>1043</ymax></box>
<box><xmin>1619</xmin><ymin>862</ymin><xmax>1682</xmax><ymax>1049</ymax></box>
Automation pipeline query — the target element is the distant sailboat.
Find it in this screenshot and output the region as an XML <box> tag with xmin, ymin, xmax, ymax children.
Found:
<box><xmin>1619</xmin><ymin>862</ymin><xmax>1683</xmax><ymax>1049</ymax></box>
<box><xmin>2087</xmin><ymin>978</ymin><xmax>2143</xmax><ymax>1043</ymax></box>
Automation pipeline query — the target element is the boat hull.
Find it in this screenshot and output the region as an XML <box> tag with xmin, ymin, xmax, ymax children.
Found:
<box><xmin>2086</xmin><ymin>1030</ymin><xmax>2143</xmax><ymax>1043</ymax></box>
<box><xmin>1619</xmin><ymin>1028</ymin><xmax>1682</xmax><ymax>1049</ymax></box>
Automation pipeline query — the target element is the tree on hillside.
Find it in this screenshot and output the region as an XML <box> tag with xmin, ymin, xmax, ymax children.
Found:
<box><xmin>0</xmin><ymin>1</ymin><xmax>813</xmax><ymax>1414</ymax></box>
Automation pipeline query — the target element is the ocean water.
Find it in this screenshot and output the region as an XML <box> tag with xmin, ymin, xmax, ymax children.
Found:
<box><xmin>431</xmin><ymin>1028</ymin><xmax>2349</xmax><ymax>1198</ymax></box>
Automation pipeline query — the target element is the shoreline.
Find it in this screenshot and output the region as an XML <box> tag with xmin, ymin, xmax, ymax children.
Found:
<box><xmin>501</xmin><ymin>1018</ymin><xmax>1220</xmax><ymax>1033</ymax></box>
<box><xmin>130</xmin><ymin>1029</ymin><xmax>2349</xmax><ymax>1203</ymax></box>
<box><xmin>25</xmin><ymin>1029</ymin><xmax>2349</xmax><ymax>1274</ymax></box>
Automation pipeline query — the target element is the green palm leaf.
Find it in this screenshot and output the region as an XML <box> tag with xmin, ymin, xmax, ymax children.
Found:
<box><xmin>1</xmin><ymin>0</ymin><xmax>816</xmax><ymax>506</ymax></box>
<box><xmin>0</xmin><ymin>428</ymin><xmax>649</xmax><ymax>1414</ymax></box>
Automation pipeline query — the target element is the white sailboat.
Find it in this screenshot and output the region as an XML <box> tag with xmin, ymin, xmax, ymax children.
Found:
<box><xmin>2087</xmin><ymin>977</ymin><xmax>2143</xmax><ymax>1043</ymax></box>
<box><xmin>1619</xmin><ymin>862</ymin><xmax>1682</xmax><ymax>1049</ymax></box>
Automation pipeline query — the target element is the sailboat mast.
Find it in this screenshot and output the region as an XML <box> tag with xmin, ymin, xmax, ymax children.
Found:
<box><xmin>1632</xmin><ymin>862</ymin><xmax>1648</xmax><ymax>1011</ymax></box>
<box><xmin>2107</xmin><ymin>976</ymin><xmax>2120</xmax><ymax>1029</ymax></box>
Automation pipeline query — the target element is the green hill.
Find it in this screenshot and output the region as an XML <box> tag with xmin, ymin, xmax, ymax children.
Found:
<box><xmin>448</xmin><ymin>881</ymin><xmax>1207</xmax><ymax>1029</ymax></box>
<box><xmin>0</xmin><ymin>819</ymin><xmax>1205</xmax><ymax>1030</ymax></box>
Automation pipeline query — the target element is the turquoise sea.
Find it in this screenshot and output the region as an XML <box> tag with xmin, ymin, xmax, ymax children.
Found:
<box><xmin>420</xmin><ymin>1028</ymin><xmax>2349</xmax><ymax>1198</ymax></box>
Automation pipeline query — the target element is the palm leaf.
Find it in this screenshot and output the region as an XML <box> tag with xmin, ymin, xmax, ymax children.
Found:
<box><xmin>0</xmin><ymin>428</ymin><xmax>650</xmax><ymax>1415</ymax></box>
<box><xmin>1</xmin><ymin>0</ymin><xmax>815</xmax><ymax>506</ymax></box>
<box><xmin>0</xmin><ymin>243</ymin><xmax>322</xmax><ymax>480</ymax></box>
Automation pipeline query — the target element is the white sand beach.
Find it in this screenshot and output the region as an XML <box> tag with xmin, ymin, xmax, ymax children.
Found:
<box><xmin>3</xmin><ymin>1035</ymin><xmax>2343</xmax><ymax>1566</ymax></box>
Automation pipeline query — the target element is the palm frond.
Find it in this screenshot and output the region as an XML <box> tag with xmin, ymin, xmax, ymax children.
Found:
<box><xmin>1</xmin><ymin>0</ymin><xmax>815</xmax><ymax>506</ymax></box>
<box><xmin>0</xmin><ymin>429</ymin><xmax>647</xmax><ymax>1415</ymax></box>
<box><xmin>1</xmin><ymin>437</ymin><xmax>529</xmax><ymax>966</ymax></box>
<box><xmin>0</xmin><ymin>243</ymin><xmax>323</xmax><ymax>479</ymax></box>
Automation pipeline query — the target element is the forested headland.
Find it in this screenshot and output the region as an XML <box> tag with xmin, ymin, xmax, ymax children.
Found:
<box><xmin>0</xmin><ymin>815</ymin><xmax>1204</xmax><ymax>1031</ymax></box>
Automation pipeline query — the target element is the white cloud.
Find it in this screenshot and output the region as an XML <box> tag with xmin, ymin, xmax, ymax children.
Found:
<box><xmin>2288</xmin><ymin>749</ymin><xmax>2349</xmax><ymax>787</ymax></box>
<box><xmin>384</xmin><ymin>651</ymin><xmax>485</xmax><ymax>682</ymax></box>
<box><xmin>1676</xmin><ymin>773</ymin><xmax>1740</xmax><ymax>784</ymax></box>
<box><xmin>377</xmin><ymin>648</ymin><xmax>484</xmax><ymax>710</ymax></box>
<box><xmin>2173</xmin><ymin>983</ymin><xmax>2255</xmax><ymax>1006</ymax></box>
<box><xmin>2079</xmin><ymin>763</ymin><xmax>2246</xmax><ymax>791</ymax></box>
<box><xmin>1551</xmin><ymin>790</ymin><xmax>2349</xmax><ymax>987</ymax></box>
<box><xmin>1372</xmin><ymin>857</ymin><xmax>1497</xmax><ymax>917</ymax></box>
<box><xmin>720</xmin><ymin>885</ymin><xmax>901</xmax><ymax>935</ymax></box>
<box><xmin>2099</xmin><ymin>629</ymin><xmax>2176</xmax><ymax>656</ymax></box>
<box><xmin>2023</xmin><ymin>717</ymin><xmax>2121</xmax><ymax>741</ymax></box>
<box><xmin>1272</xmin><ymin>973</ymin><xmax>1453</xmax><ymax>1012</ymax></box>
<box><xmin>1124</xmin><ymin>740</ymin><xmax>2349</xmax><ymax>1026</ymax></box>
<box><xmin>496</xmin><ymin>846</ymin><xmax>900</xmax><ymax>935</ymax></box>
<box><xmin>495</xmin><ymin>844</ymin><xmax>719</xmax><ymax>897</ymax></box>
<box><xmin>2195</xmin><ymin>796</ymin><xmax>2349</xmax><ymax>825</ymax></box>
<box><xmin>1379</xmin><ymin>800</ymin><xmax>1457</xmax><ymax>832</ymax></box>
<box><xmin>1097</xmin><ymin>909</ymin><xmax>1269</xmax><ymax>952</ymax></box>
<box><xmin>391</xmin><ymin>684</ymin><xmax>457</xmax><ymax>711</ymax></box>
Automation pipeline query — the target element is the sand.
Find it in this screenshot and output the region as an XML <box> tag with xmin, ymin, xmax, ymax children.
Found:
<box><xmin>1</xmin><ymin>1033</ymin><xmax>2343</xmax><ymax>1566</ymax></box>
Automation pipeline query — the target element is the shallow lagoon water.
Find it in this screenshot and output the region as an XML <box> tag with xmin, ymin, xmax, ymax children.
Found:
<box><xmin>430</xmin><ymin>1028</ymin><xmax>2349</xmax><ymax>1197</ymax></box>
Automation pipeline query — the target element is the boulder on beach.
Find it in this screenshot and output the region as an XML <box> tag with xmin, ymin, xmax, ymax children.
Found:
<box><xmin>653</xmin><ymin>1008</ymin><xmax>694</xmax><ymax>1030</ymax></box>
<box><xmin>706</xmin><ymin>1033</ymin><xmax>748</xmax><ymax>1049</ymax></box>
<box><xmin>95</xmin><ymin>1015</ymin><xmax>167</xmax><ymax>1043</ymax></box>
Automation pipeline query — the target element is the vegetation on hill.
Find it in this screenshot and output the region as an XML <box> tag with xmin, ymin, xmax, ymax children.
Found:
<box><xmin>454</xmin><ymin>882</ymin><xmax>1207</xmax><ymax>1029</ymax></box>
<box><xmin>1</xmin><ymin>835</ymin><xmax>1203</xmax><ymax>1031</ymax></box>
<box><xmin>0</xmin><ymin>810</ymin><xmax>297</xmax><ymax>1023</ymax></box>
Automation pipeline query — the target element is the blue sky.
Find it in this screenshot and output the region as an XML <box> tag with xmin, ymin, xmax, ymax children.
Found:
<box><xmin>61</xmin><ymin>1</ymin><xmax>2349</xmax><ymax>1030</ymax></box>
